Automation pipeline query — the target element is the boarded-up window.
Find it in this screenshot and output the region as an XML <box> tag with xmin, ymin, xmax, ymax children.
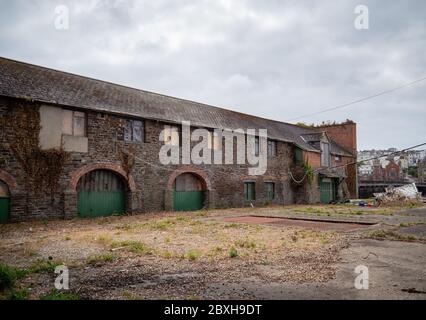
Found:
<box><xmin>73</xmin><ymin>112</ymin><xmax>86</xmax><ymax>137</ymax></box>
<box><xmin>62</xmin><ymin>110</ymin><xmax>86</xmax><ymax>137</ymax></box>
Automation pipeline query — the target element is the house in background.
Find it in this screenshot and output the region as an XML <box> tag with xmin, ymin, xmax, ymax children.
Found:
<box><xmin>370</xmin><ymin>158</ymin><xmax>401</xmax><ymax>182</ymax></box>
<box><xmin>0</xmin><ymin>58</ymin><xmax>357</xmax><ymax>222</ymax></box>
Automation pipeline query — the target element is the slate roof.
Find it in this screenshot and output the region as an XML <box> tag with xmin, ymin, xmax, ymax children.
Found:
<box><xmin>0</xmin><ymin>57</ymin><xmax>353</xmax><ymax>156</ymax></box>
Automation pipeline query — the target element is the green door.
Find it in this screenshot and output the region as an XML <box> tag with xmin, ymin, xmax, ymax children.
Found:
<box><xmin>77</xmin><ymin>170</ymin><xmax>125</xmax><ymax>218</ymax></box>
<box><xmin>173</xmin><ymin>173</ymin><xmax>205</xmax><ymax>211</ymax></box>
<box><xmin>320</xmin><ymin>177</ymin><xmax>336</xmax><ymax>204</ymax></box>
<box><xmin>0</xmin><ymin>181</ymin><xmax>10</xmax><ymax>224</ymax></box>
<box><xmin>0</xmin><ymin>197</ymin><xmax>10</xmax><ymax>224</ymax></box>
<box><xmin>173</xmin><ymin>191</ymin><xmax>204</xmax><ymax>211</ymax></box>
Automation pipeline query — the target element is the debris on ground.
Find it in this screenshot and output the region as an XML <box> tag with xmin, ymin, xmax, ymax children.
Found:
<box><xmin>374</xmin><ymin>183</ymin><xmax>423</xmax><ymax>205</ymax></box>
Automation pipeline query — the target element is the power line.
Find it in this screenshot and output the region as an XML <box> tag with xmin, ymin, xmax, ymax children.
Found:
<box><xmin>290</xmin><ymin>142</ymin><xmax>426</xmax><ymax>183</ymax></box>
<box><xmin>315</xmin><ymin>142</ymin><xmax>426</xmax><ymax>173</ymax></box>
<box><xmin>286</xmin><ymin>76</ymin><xmax>426</xmax><ymax>122</ymax></box>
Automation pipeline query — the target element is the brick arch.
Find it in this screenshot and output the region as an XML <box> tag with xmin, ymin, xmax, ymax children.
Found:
<box><xmin>69</xmin><ymin>163</ymin><xmax>136</xmax><ymax>192</ymax></box>
<box><xmin>167</xmin><ymin>166</ymin><xmax>211</xmax><ymax>191</ymax></box>
<box><xmin>0</xmin><ymin>169</ymin><xmax>17</xmax><ymax>191</ymax></box>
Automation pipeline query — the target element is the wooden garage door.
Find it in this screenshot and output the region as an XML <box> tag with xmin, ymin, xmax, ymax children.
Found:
<box><xmin>77</xmin><ymin>170</ymin><xmax>125</xmax><ymax>218</ymax></box>
<box><xmin>173</xmin><ymin>173</ymin><xmax>204</xmax><ymax>212</ymax></box>
<box><xmin>320</xmin><ymin>177</ymin><xmax>336</xmax><ymax>204</ymax></box>
<box><xmin>0</xmin><ymin>180</ymin><xmax>10</xmax><ymax>224</ymax></box>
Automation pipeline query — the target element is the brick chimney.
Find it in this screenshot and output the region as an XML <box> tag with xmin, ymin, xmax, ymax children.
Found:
<box><xmin>319</xmin><ymin>121</ymin><xmax>357</xmax><ymax>155</ymax></box>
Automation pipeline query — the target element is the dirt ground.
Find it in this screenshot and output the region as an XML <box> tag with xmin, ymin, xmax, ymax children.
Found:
<box><xmin>0</xmin><ymin>204</ymin><xmax>425</xmax><ymax>300</ymax></box>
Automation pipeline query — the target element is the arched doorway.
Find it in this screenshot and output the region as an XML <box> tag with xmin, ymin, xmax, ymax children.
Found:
<box><xmin>77</xmin><ymin>170</ymin><xmax>126</xmax><ymax>217</ymax></box>
<box><xmin>173</xmin><ymin>173</ymin><xmax>206</xmax><ymax>211</ymax></box>
<box><xmin>0</xmin><ymin>180</ymin><xmax>10</xmax><ymax>224</ymax></box>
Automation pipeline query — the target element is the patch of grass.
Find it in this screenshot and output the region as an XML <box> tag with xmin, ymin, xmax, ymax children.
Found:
<box><xmin>87</xmin><ymin>254</ymin><xmax>116</xmax><ymax>265</ymax></box>
<box><xmin>399</xmin><ymin>222</ymin><xmax>419</xmax><ymax>228</ymax></box>
<box><xmin>234</xmin><ymin>239</ymin><xmax>256</xmax><ymax>249</ymax></box>
<box><xmin>96</xmin><ymin>235</ymin><xmax>113</xmax><ymax>245</ymax></box>
<box><xmin>149</xmin><ymin>218</ymin><xmax>176</xmax><ymax>231</ymax></box>
<box><xmin>0</xmin><ymin>264</ymin><xmax>28</xmax><ymax>291</ymax></box>
<box><xmin>294</xmin><ymin>207</ymin><xmax>328</xmax><ymax>214</ymax></box>
<box><xmin>111</xmin><ymin>240</ymin><xmax>152</xmax><ymax>255</ymax></box>
<box><xmin>175</xmin><ymin>216</ymin><xmax>190</xmax><ymax>222</ymax></box>
<box><xmin>8</xmin><ymin>288</ymin><xmax>28</xmax><ymax>300</ymax></box>
<box><xmin>122</xmin><ymin>290</ymin><xmax>142</xmax><ymax>300</ymax></box>
<box><xmin>64</xmin><ymin>236</ymin><xmax>72</xmax><ymax>241</ymax></box>
<box><xmin>115</xmin><ymin>224</ymin><xmax>133</xmax><ymax>231</ymax></box>
<box><xmin>159</xmin><ymin>250</ymin><xmax>173</xmax><ymax>259</ymax></box>
<box><xmin>229</xmin><ymin>246</ymin><xmax>239</xmax><ymax>258</ymax></box>
<box><xmin>185</xmin><ymin>250</ymin><xmax>201</xmax><ymax>261</ymax></box>
<box><xmin>369</xmin><ymin>229</ymin><xmax>417</xmax><ymax>241</ymax></box>
<box><xmin>29</xmin><ymin>258</ymin><xmax>62</xmax><ymax>274</ymax></box>
<box><xmin>195</xmin><ymin>211</ymin><xmax>208</xmax><ymax>217</ymax></box>
<box><xmin>224</xmin><ymin>223</ymin><xmax>241</xmax><ymax>228</ymax></box>
<box><xmin>40</xmin><ymin>289</ymin><xmax>79</xmax><ymax>300</ymax></box>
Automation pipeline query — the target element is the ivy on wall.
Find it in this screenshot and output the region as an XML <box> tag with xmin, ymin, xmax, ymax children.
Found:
<box><xmin>290</xmin><ymin>162</ymin><xmax>314</xmax><ymax>185</ymax></box>
<box><xmin>5</xmin><ymin>103</ymin><xmax>69</xmax><ymax>197</ymax></box>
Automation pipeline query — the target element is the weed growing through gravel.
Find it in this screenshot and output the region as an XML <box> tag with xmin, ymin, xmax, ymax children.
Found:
<box><xmin>229</xmin><ymin>247</ymin><xmax>239</xmax><ymax>258</ymax></box>
<box><xmin>40</xmin><ymin>289</ymin><xmax>79</xmax><ymax>300</ymax></box>
<box><xmin>111</xmin><ymin>240</ymin><xmax>153</xmax><ymax>255</ymax></box>
<box><xmin>369</xmin><ymin>230</ymin><xmax>417</xmax><ymax>241</ymax></box>
<box><xmin>0</xmin><ymin>264</ymin><xmax>28</xmax><ymax>291</ymax></box>
<box><xmin>87</xmin><ymin>254</ymin><xmax>116</xmax><ymax>265</ymax></box>
<box><xmin>185</xmin><ymin>250</ymin><xmax>201</xmax><ymax>261</ymax></box>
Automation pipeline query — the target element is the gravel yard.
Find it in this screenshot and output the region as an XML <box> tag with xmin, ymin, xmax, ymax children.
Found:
<box><xmin>0</xmin><ymin>204</ymin><xmax>424</xmax><ymax>300</ymax></box>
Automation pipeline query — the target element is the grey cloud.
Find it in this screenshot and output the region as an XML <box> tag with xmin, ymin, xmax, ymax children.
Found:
<box><xmin>0</xmin><ymin>0</ymin><xmax>425</xmax><ymax>150</ymax></box>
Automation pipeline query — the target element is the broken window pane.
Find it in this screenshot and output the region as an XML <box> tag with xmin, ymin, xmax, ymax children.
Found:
<box><xmin>133</xmin><ymin>120</ymin><xmax>143</xmax><ymax>142</ymax></box>
<box><xmin>124</xmin><ymin>120</ymin><xmax>132</xmax><ymax>142</ymax></box>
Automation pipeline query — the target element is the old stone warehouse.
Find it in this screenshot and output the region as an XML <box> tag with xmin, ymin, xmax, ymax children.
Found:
<box><xmin>0</xmin><ymin>58</ymin><xmax>357</xmax><ymax>222</ymax></box>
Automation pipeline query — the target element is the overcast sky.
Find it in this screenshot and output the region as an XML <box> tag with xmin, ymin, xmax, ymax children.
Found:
<box><xmin>0</xmin><ymin>0</ymin><xmax>425</xmax><ymax>150</ymax></box>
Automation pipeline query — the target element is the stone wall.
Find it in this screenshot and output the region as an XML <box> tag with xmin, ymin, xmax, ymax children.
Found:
<box><xmin>0</xmin><ymin>97</ymin><xmax>310</xmax><ymax>221</ymax></box>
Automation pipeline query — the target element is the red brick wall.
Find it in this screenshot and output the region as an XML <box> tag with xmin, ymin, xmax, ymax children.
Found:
<box><xmin>320</xmin><ymin>122</ymin><xmax>357</xmax><ymax>155</ymax></box>
<box><xmin>303</xmin><ymin>151</ymin><xmax>321</xmax><ymax>168</ymax></box>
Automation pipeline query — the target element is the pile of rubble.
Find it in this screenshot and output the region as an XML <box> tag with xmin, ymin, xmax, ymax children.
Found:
<box><xmin>374</xmin><ymin>183</ymin><xmax>423</xmax><ymax>205</ymax></box>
